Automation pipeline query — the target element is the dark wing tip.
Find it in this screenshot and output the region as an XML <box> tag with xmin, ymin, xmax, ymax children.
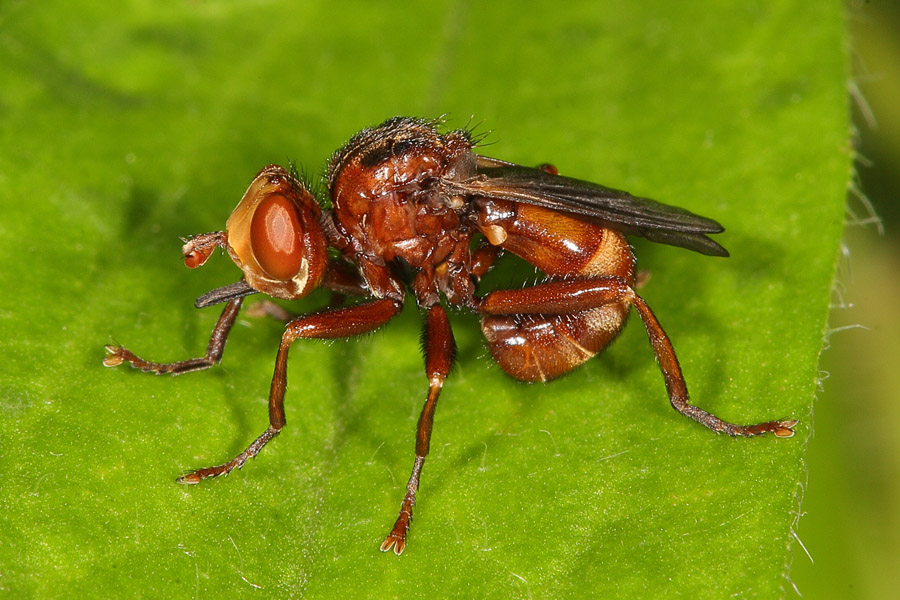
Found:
<box><xmin>694</xmin><ymin>236</ymin><xmax>730</xmax><ymax>257</ymax></box>
<box><xmin>640</xmin><ymin>228</ymin><xmax>730</xmax><ymax>257</ymax></box>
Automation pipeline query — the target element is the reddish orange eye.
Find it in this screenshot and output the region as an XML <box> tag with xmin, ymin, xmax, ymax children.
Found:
<box><xmin>250</xmin><ymin>193</ymin><xmax>304</xmax><ymax>280</ymax></box>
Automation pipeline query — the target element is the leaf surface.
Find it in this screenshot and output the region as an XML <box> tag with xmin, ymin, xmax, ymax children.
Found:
<box><xmin>0</xmin><ymin>2</ymin><xmax>848</xmax><ymax>598</ymax></box>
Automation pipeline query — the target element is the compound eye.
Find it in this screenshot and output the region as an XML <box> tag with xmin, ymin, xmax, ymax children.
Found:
<box><xmin>249</xmin><ymin>193</ymin><xmax>304</xmax><ymax>280</ymax></box>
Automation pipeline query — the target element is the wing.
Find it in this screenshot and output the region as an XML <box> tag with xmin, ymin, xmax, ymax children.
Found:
<box><xmin>442</xmin><ymin>157</ymin><xmax>728</xmax><ymax>257</ymax></box>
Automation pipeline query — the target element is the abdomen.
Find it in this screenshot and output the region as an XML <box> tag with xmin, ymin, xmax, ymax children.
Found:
<box><xmin>475</xmin><ymin>200</ymin><xmax>636</xmax><ymax>382</ymax></box>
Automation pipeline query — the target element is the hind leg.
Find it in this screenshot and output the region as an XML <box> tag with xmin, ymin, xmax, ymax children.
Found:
<box><xmin>478</xmin><ymin>277</ymin><xmax>796</xmax><ymax>438</ymax></box>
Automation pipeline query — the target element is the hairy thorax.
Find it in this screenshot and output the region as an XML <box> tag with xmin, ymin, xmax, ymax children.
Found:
<box><xmin>327</xmin><ymin>117</ymin><xmax>477</xmax><ymax>303</ymax></box>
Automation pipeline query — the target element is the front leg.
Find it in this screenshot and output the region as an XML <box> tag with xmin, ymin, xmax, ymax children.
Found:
<box><xmin>178</xmin><ymin>298</ymin><xmax>402</xmax><ymax>483</ymax></box>
<box><xmin>103</xmin><ymin>297</ymin><xmax>244</xmax><ymax>375</ymax></box>
<box><xmin>478</xmin><ymin>277</ymin><xmax>796</xmax><ymax>438</ymax></box>
<box><xmin>103</xmin><ymin>229</ymin><xmax>249</xmax><ymax>373</ymax></box>
<box><xmin>381</xmin><ymin>305</ymin><xmax>456</xmax><ymax>555</ymax></box>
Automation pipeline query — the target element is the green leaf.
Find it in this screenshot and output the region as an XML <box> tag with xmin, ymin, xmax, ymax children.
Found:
<box><xmin>0</xmin><ymin>1</ymin><xmax>848</xmax><ymax>598</ymax></box>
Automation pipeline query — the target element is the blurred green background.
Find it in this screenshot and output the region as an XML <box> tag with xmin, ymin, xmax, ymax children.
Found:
<box><xmin>790</xmin><ymin>1</ymin><xmax>900</xmax><ymax>598</ymax></box>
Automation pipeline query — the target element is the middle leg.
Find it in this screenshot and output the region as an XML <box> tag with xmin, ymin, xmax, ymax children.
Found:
<box><xmin>178</xmin><ymin>298</ymin><xmax>402</xmax><ymax>484</ymax></box>
<box><xmin>380</xmin><ymin>304</ymin><xmax>456</xmax><ymax>555</ymax></box>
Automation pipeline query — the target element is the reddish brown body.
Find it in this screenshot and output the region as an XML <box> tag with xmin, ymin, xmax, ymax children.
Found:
<box><xmin>475</xmin><ymin>200</ymin><xmax>635</xmax><ymax>381</ymax></box>
<box><xmin>105</xmin><ymin>117</ymin><xmax>796</xmax><ymax>555</ymax></box>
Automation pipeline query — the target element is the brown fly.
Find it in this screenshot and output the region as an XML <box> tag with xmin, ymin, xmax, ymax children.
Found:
<box><xmin>104</xmin><ymin>116</ymin><xmax>796</xmax><ymax>554</ymax></box>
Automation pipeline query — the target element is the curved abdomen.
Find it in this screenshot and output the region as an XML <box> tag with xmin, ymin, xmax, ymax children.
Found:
<box><xmin>475</xmin><ymin>200</ymin><xmax>636</xmax><ymax>382</ymax></box>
